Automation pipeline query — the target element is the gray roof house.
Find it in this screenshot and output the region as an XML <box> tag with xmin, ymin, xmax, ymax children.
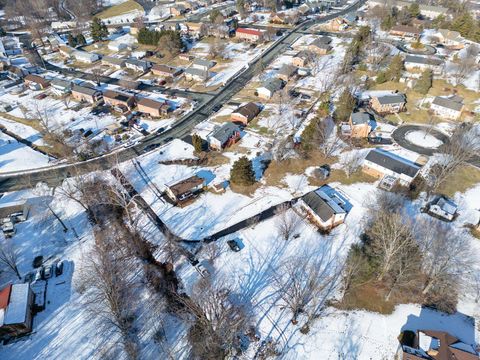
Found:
<box><xmin>192</xmin><ymin>58</ymin><xmax>216</xmax><ymax>72</ymax></box>
<box><xmin>427</xmin><ymin>195</ymin><xmax>458</xmax><ymax>221</ymax></box>
<box><xmin>51</xmin><ymin>78</ymin><xmax>72</xmax><ymax>95</ymax></box>
<box><xmin>350</xmin><ymin>112</ymin><xmax>371</xmax><ymax>125</ymax></box>
<box><xmin>256</xmin><ymin>78</ymin><xmax>284</xmax><ymax>99</ymax></box>
<box><xmin>376</xmin><ymin>94</ymin><xmax>406</xmax><ymax>105</ymax></box>
<box><xmin>300</xmin><ymin>185</ymin><xmax>350</xmax><ymax>230</ymax></box>
<box><xmin>207</xmin><ymin>122</ymin><xmax>241</xmax><ymax>150</ymax></box>
<box><xmin>404</xmin><ymin>55</ymin><xmax>443</xmax><ymax>72</ymax></box>
<box><xmin>125</xmin><ymin>58</ymin><xmax>151</xmax><ymax>72</ymax></box>
<box><xmin>184</xmin><ymin>67</ymin><xmax>209</xmax><ymax>81</ymax></box>
<box><xmin>102</xmin><ymin>56</ymin><xmax>126</xmax><ymax>68</ymax></box>
<box><xmin>431</xmin><ymin>95</ymin><xmax>464</xmax><ymax>119</ymax></box>
<box><xmin>363</xmin><ymin>148</ymin><xmax>421</xmax><ymax>185</ymax></box>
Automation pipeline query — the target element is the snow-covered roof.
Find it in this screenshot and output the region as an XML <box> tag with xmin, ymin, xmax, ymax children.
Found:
<box><xmin>4</xmin><ymin>283</ymin><xmax>30</xmax><ymax>325</ymax></box>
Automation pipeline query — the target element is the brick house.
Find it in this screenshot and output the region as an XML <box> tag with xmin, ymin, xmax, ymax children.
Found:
<box><xmin>370</xmin><ymin>93</ymin><xmax>406</xmax><ymax>114</ymax></box>
<box><xmin>136</xmin><ymin>97</ymin><xmax>170</xmax><ymax>117</ymax></box>
<box><xmin>348</xmin><ymin>112</ymin><xmax>373</xmax><ymax>138</ymax></box>
<box><xmin>235</xmin><ymin>28</ymin><xmax>265</xmax><ymax>42</ymax></box>
<box><xmin>24</xmin><ymin>74</ymin><xmax>50</xmax><ymax>90</ymax></box>
<box><xmin>308</xmin><ymin>37</ymin><xmax>332</xmax><ymax>55</ymax></box>
<box><xmin>71</xmin><ymin>84</ymin><xmax>102</xmax><ymax>104</ymax></box>
<box><xmin>207</xmin><ymin>122</ymin><xmax>241</xmax><ymax>150</ymax></box>
<box><xmin>292</xmin><ymin>50</ymin><xmax>313</xmax><ymax>67</ymax></box>
<box><xmin>151</xmin><ymin>64</ymin><xmax>183</xmax><ymax>78</ymax></box>
<box><xmin>103</xmin><ymin>90</ymin><xmax>135</xmax><ymax>110</ymax></box>
<box><xmin>230</xmin><ymin>102</ymin><xmax>261</xmax><ymax>125</ymax></box>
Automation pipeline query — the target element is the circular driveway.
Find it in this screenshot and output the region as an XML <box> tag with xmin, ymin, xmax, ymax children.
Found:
<box><xmin>392</xmin><ymin>125</ymin><xmax>449</xmax><ymax>156</ymax></box>
<box><xmin>394</xmin><ymin>42</ymin><xmax>437</xmax><ymax>55</ymax></box>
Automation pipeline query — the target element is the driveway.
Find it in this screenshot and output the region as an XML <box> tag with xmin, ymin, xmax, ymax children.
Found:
<box><xmin>392</xmin><ymin>124</ymin><xmax>449</xmax><ymax>156</ymax></box>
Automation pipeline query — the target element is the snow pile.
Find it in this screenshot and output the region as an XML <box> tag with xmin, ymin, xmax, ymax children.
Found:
<box><xmin>405</xmin><ymin>130</ymin><xmax>443</xmax><ymax>149</ymax></box>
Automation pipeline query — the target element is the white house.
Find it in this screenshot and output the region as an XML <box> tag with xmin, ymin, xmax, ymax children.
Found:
<box><xmin>191</xmin><ymin>58</ymin><xmax>216</xmax><ymax>72</ymax></box>
<box><xmin>363</xmin><ymin>148</ymin><xmax>421</xmax><ymax>186</ymax></box>
<box><xmin>256</xmin><ymin>78</ymin><xmax>284</xmax><ymax>100</ymax></box>
<box><xmin>435</xmin><ymin>29</ymin><xmax>464</xmax><ymax>49</ymax></box>
<box><xmin>427</xmin><ymin>196</ymin><xmax>457</xmax><ymax>221</ymax></box>
<box><xmin>108</xmin><ymin>42</ymin><xmax>128</xmax><ymax>52</ymax></box>
<box><xmin>125</xmin><ymin>58</ymin><xmax>151</xmax><ymax>72</ymax></box>
<box><xmin>51</xmin><ymin>78</ymin><xmax>72</xmax><ymax>96</ymax></box>
<box><xmin>404</xmin><ymin>55</ymin><xmax>443</xmax><ymax>74</ymax></box>
<box><xmin>184</xmin><ymin>67</ymin><xmax>209</xmax><ymax>82</ymax></box>
<box><xmin>430</xmin><ymin>95</ymin><xmax>464</xmax><ymax>120</ymax></box>
<box><xmin>73</xmin><ymin>50</ymin><xmax>100</xmax><ymax>63</ymax></box>
<box><xmin>299</xmin><ymin>185</ymin><xmax>351</xmax><ymax>230</ymax></box>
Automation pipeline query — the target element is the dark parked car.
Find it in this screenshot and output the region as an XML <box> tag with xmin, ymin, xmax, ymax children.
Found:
<box><xmin>143</xmin><ymin>143</ymin><xmax>160</xmax><ymax>153</ymax></box>
<box><xmin>212</xmin><ymin>104</ymin><xmax>222</xmax><ymax>112</ymax></box>
<box><xmin>156</xmin><ymin>127</ymin><xmax>165</xmax><ymax>134</ymax></box>
<box><xmin>227</xmin><ymin>240</ymin><xmax>241</xmax><ymax>252</ymax></box>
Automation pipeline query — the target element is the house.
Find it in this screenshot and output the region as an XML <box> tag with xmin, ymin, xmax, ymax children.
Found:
<box><xmin>71</xmin><ymin>84</ymin><xmax>103</xmax><ymax>104</ymax></box>
<box><xmin>191</xmin><ymin>58</ymin><xmax>216</xmax><ymax>72</ymax></box>
<box><xmin>101</xmin><ymin>56</ymin><xmax>126</xmax><ymax>69</ymax></box>
<box><xmin>404</xmin><ymin>55</ymin><xmax>443</xmax><ymax>74</ymax></box>
<box><xmin>170</xmin><ymin>4</ymin><xmax>186</xmax><ymax>16</ymax></box>
<box><xmin>389</xmin><ymin>25</ymin><xmax>421</xmax><ymax>40</ymax></box>
<box><xmin>125</xmin><ymin>58</ymin><xmax>151</xmax><ymax>73</ymax></box>
<box><xmin>73</xmin><ymin>50</ymin><xmax>100</xmax><ymax>63</ymax></box>
<box><xmin>136</xmin><ymin>97</ymin><xmax>169</xmax><ymax>117</ymax></box>
<box><xmin>323</xmin><ymin>17</ymin><xmax>348</xmax><ymax>31</ymax></box>
<box><xmin>51</xmin><ymin>79</ymin><xmax>72</xmax><ymax>96</ymax></box>
<box><xmin>430</xmin><ymin>95</ymin><xmax>464</xmax><ymax>120</ymax></box>
<box><xmin>108</xmin><ymin>41</ymin><xmax>128</xmax><ymax>52</ymax></box>
<box><xmin>230</xmin><ymin>102</ymin><xmax>261</xmax><ymax>125</ymax></box>
<box><xmin>165</xmin><ymin>175</ymin><xmax>205</xmax><ymax>203</ymax></box>
<box><xmin>435</xmin><ymin>29</ymin><xmax>464</xmax><ymax>49</ymax></box>
<box><xmin>0</xmin><ymin>283</ymin><xmax>34</xmax><ymax>339</ymax></box>
<box><xmin>276</xmin><ymin>65</ymin><xmax>297</xmax><ymax>82</ymax></box>
<box><xmin>103</xmin><ymin>90</ymin><xmax>135</xmax><ymax>110</ymax></box>
<box><xmin>427</xmin><ymin>196</ymin><xmax>458</xmax><ymax>221</ymax></box>
<box><xmin>24</xmin><ymin>74</ymin><xmax>50</xmax><ymax>90</ymax></box>
<box><xmin>397</xmin><ymin>329</ymin><xmax>479</xmax><ymax>360</ymax></box>
<box><xmin>292</xmin><ymin>50</ymin><xmax>313</xmax><ymax>67</ymax></box>
<box><xmin>370</xmin><ymin>93</ymin><xmax>406</xmax><ymax>114</ymax></box>
<box><xmin>207</xmin><ymin>122</ymin><xmax>241</xmax><ymax>150</ymax></box>
<box><xmin>363</xmin><ymin>148</ymin><xmax>421</xmax><ymax>186</ymax></box>
<box><xmin>419</xmin><ymin>5</ymin><xmax>447</xmax><ymax>19</ymax></box>
<box><xmin>308</xmin><ymin>37</ymin><xmax>333</xmax><ymax>55</ymax></box>
<box><xmin>348</xmin><ymin>112</ymin><xmax>373</xmax><ymax>138</ymax></box>
<box><xmin>184</xmin><ymin>67</ymin><xmax>209</xmax><ymax>82</ymax></box>
<box><xmin>235</xmin><ymin>28</ymin><xmax>265</xmax><ymax>42</ymax></box>
<box><xmin>299</xmin><ymin>185</ymin><xmax>350</xmax><ymax>230</ymax></box>
<box><xmin>185</xmin><ymin>22</ymin><xmax>207</xmax><ymax>36</ymax></box>
<box><xmin>152</xmin><ymin>64</ymin><xmax>183</xmax><ymax>78</ymax></box>
<box><xmin>256</xmin><ymin>78</ymin><xmax>284</xmax><ymax>100</ymax></box>
<box><xmin>59</xmin><ymin>45</ymin><xmax>75</xmax><ymax>58</ymax></box>
<box><xmin>0</xmin><ymin>200</ymin><xmax>29</xmax><ymax>221</ymax></box>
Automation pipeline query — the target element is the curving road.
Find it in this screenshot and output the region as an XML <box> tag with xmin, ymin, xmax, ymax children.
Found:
<box><xmin>392</xmin><ymin>124</ymin><xmax>449</xmax><ymax>156</ymax></box>
<box><xmin>0</xmin><ymin>0</ymin><xmax>367</xmax><ymax>192</ymax></box>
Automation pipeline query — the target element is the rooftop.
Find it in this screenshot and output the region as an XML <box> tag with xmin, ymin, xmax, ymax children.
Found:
<box><xmin>365</xmin><ymin>148</ymin><xmax>420</xmax><ymax>178</ymax></box>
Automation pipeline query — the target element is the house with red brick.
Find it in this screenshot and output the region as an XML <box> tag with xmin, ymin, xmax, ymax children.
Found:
<box><xmin>235</xmin><ymin>28</ymin><xmax>265</xmax><ymax>42</ymax></box>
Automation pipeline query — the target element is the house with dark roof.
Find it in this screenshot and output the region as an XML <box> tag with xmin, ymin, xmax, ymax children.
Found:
<box><xmin>101</xmin><ymin>56</ymin><xmax>126</xmax><ymax>69</ymax></box>
<box><xmin>430</xmin><ymin>95</ymin><xmax>464</xmax><ymax>120</ymax></box>
<box><xmin>276</xmin><ymin>65</ymin><xmax>297</xmax><ymax>82</ymax></box>
<box><xmin>24</xmin><ymin>74</ymin><xmax>50</xmax><ymax>90</ymax></box>
<box><xmin>299</xmin><ymin>185</ymin><xmax>351</xmax><ymax>230</ymax></box>
<box><xmin>256</xmin><ymin>78</ymin><xmax>284</xmax><ymax>99</ymax></box>
<box><xmin>71</xmin><ymin>84</ymin><xmax>102</xmax><ymax>104</ymax></box>
<box><xmin>292</xmin><ymin>50</ymin><xmax>313</xmax><ymax>67</ymax></box>
<box><xmin>191</xmin><ymin>58</ymin><xmax>216</xmax><ymax>72</ymax></box>
<box><xmin>397</xmin><ymin>329</ymin><xmax>478</xmax><ymax>360</ymax></box>
<box><xmin>136</xmin><ymin>97</ymin><xmax>169</xmax><ymax>117</ymax></box>
<box><xmin>308</xmin><ymin>37</ymin><xmax>333</xmax><ymax>55</ymax></box>
<box><xmin>231</xmin><ymin>102</ymin><xmax>261</xmax><ymax>125</ymax></box>
<box><xmin>103</xmin><ymin>89</ymin><xmax>135</xmax><ymax>110</ymax></box>
<box><xmin>185</xmin><ymin>67</ymin><xmax>209</xmax><ymax>82</ymax></box>
<box><xmin>151</xmin><ymin>64</ymin><xmax>183</xmax><ymax>78</ymax></box>
<box><xmin>207</xmin><ymin>122</ymin><xmax>241</xmax><ymax>150</ymax></box>
<box><xmin>363</xmin><ymin>148</ymin><xmax>421</xmax><ymax>186</ymax></box>
<box><xmin>348</xmin><ymin>112</ymin><xmax>373</xmax><ymax>138</ymax></box>
<box><xmin>404</xmin><ymin>55</ymin><xmax>444</xmax><ymax>74</ymax></box>
<box><xmin>427</xmin><ymin>195</ymin><xmax>458</xmax><ymax>222</ymax></box>
<box><xmin>165</xmin><ymin>175</ymin><xmax>205</xmax><ymax>203</ymax></box>
<box><xmin>370</xmin><ymin>93</ymin><xmax>406</xmax><ymax>114</ymax></box>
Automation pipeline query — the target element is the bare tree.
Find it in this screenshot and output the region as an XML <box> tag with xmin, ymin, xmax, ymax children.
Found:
<box><xmin>203</xmin><ymin>242</ymin><xmax>222</xmax><ymax>265</ymax></box>
<box><xmin>0</xmin><ymin>240</ymin><xmax>21</xmax><ymax>280</ymax></box>
<box><xmin>427</xmin><ymin>124</ymin><xmax>480</xmax><ymax>192</ymax></box>
<box><xmin>311</xmin><ymin>117</ymin><xmax>343</xmax><ymax>158</ymax></box>
<box><xmin>274</xmin><ymin>204</ymin><xmax>300</xmax><ymax>241</ymax></box>
<box><xmin>340</xmin><ymin>150</ymin><xmax>363</xmax><ymax>178</ymax></box>
<box><xmin>273</xmin><ymin>251</ymin><xmax>341</xmax><ymax>326</ymax></box>
<box><xmin>450</xmin><ymin>56</ymin><xmax>477</xmax><ymax>87</ymax></box>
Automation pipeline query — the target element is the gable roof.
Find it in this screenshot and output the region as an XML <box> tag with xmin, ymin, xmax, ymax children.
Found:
<box><xmin>137</xmin><ymin>97</ymin><xmax>165</xmax><ymax>109</ymax></box>
<box><xmin>72</xmin><ymin>84</ymin><xmax>99</xmax><ymax>96</ymax></box>
<box><xmin>103</xmin><ymin>90</ymin><xmax>133</xmax><ymax>103</ymax></box>
<box><xmin>209</xmin><ymin>122</ymin><xmax>241</xmax><ymax>144</ymax></box>
<box><xmin>302</xmin><ymin>187</ymin><xmax>346</xmax><ymax>222</ymax></box>
<box><xmin>351</xmin><ymin>112</ymin><xmax>371</xmax><ymax>125</ymax></box>
<box><xmin>260</xmin><ymin>78</ymin><xmax>283</xmax><ymax>93</ymax></box>
<box><xmin>4</xmin><ymin>283</ymin><xmax>30</xmax><ymax>325</ymax></box>
<box><xmin>233</xmin><ymin>102</ymin><xmax>261</xmax><ymax>120</ymax></box>
<box><xmin>432</xmin><ymin>96</ymin><xmax>463</xmax><ymax>112</ymax></box>
<box><xmin>192</xmin><ymin>58</ymin><xmax>216</xmax><ymax>68</ymax></box>
<box><xmin>102</xmin><ymin>56</ymin><xmax>126</xmax><ymax>66</ymax></box>
<box><xmin>167</xmin><ymin>175</ymin><xmax>204</xmax><ymax>196</ymax></box>
<box><xmin>125</xmin><ymin>58</ymin><xmax>150</xmax><ymax>69</ymax></box>
<box><xmin>0</xmin><ymin>284</ymin><xmax>12</xmax><ymax>310</ymax></box>
<box><xmin>51</xmin><ymin>78</ymin><xmax>72</xmax><ymax>88</ymax></box>
<box><xmin>365</xmin><ymin>148</ymin><xmax>420</xmax><ymax>178</ymax></box>
<box><xmin>438</xmin><ymin>29</ymin><xmax>462</xmax><ymax>41</ymax></box>
<box><xmin>152</xmin><ymin>63</ymin><xmax>181</xmax><ymax>74</ymax></box>
<box><xmin>375</xmin><ymin>93</ymin><xmax>406</xmax><ymax>105</ymax></box>
<box><xmin>390</xmin><ymin>25</ymin><xmax>421</xmax><ymax>35</ymax></box>
<box><xmin>236</xmin><ymin>27</ymin><xmax>263</xmax><ymax>36</ymax></box>
<box><xmin>24</xmin><ymin>74</ymin><xmax>49</xmax><ymax>86</ymax></box>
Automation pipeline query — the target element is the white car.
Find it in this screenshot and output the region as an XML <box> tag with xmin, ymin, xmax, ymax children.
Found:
<box><xmin>195</xmin><ymin>264</ymin><xmax>209</xmax><ymax>278</ymax></box>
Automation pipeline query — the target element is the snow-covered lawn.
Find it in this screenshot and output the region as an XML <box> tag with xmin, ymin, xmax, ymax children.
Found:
<box><xmin>0</xmin><ymin>132</ymin><xmax>50</xmax><ymax>172</ymax></box>
<box><xmin>405</xmin><ymin>130</ymin><xmax>444</xmax><ymax>149</ymax></box>
<box><xmin>0</xmin><ymin>117</ymin><xmax>45</xmax><ymax>146</ymax></box>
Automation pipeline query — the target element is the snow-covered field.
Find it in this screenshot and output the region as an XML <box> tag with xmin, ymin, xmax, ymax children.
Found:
<box><xmin>405</xmin><ymin>130</ymin><xmax>444</xmax><ymax>149</ymax></box>
<box><xmin>0</xmin><ymin>132</ymin><xmax>50</xmax><ymax>172</ymax></box>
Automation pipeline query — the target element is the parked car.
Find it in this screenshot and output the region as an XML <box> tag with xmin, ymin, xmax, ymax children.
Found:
<box><xmin>227</xmin><ymin>239</ymin><xmax>241</xmax><ymax>252</ymax></box>
<box><xmin>212</xmin><ymin>104</ymin><xmax>222</xmax><ymax>112</ymax></box>
<box><xmin>195</xmin><ymin>263</ymin><xmax>209</xmax><ymax>278</ymax></box>
<box><xmin>43</xmin><ymin>264</ymin><xmax>54</xmax><ymax>279</ymax></box>
<box><xmin>55</xmin><ymin>260</ymin><xmax>64</xmax><ymax>276</ymax></box>
<box><xmin>34</xmin><ymin>268</ymin><xmax>43</xmax><ymax>281</ymax></box>
<box><xmin>143</xmin><ymin>143</ymin><xmax>160</xmax><ymax>153</ymax></box>
<box><xmin>156</xmin><ymin>127</ymin><xmax>165</xmax><ymax>134</ymax></box>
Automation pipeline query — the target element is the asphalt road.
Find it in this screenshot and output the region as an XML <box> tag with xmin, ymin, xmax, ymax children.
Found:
<box><xmin>392</xmin><ymin>124</ymin><xmax>449</xmax><ymax>156</ymax></box>
<box><xmin>0</xmin><ymin>0</ymin><xmax>366</xmax><ymax>192</ymax></box>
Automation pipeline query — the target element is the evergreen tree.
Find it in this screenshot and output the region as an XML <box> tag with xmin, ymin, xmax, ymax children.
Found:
<box><xmin>408</xmin><ymin>3</ymin><xmax>420</xmax><ymax>19</ymax></box>
<box><xmin>67</xmin><ymin>33</ymin><xmax>77</xmax><ymax>47</ymax></box>
<box><xmin>91</xmin><ymin>17</ymin><xmax>108</xmax><ymax>42</ymax></box>
<box><xmin>376</xmin><ymin>71</ymin><xmax>387</xmax><ymax>84</ymax></box>
<box><xmin>230</xmin><ymin>156</ymin><xmax>255</xmax><ymax>186</ymax></box>
<box><xmin>192</xmin><ymin>134</ymin><xmax>203</xmax><ymax>153</ymax></box>
<box><xmin>301</xmin><ymin>116</ymin><xmax>321</xmax><ymax>151</ymax></box>
<box><xmin>158</xmin><ymin>30</ymin><xmax>183</xmax><ymax>55</ymax></box>
<box><xmin>381</xmin><ymin>14</ymin><xmax>394</xmax><ymax>31</ymax></box>
<box><xmin>76</xmin><ymin>33</ymin><xmax>87</xmax><ymax>46</ymax></box>
<box><xmin>415</xmin><ymin>69</ymin><xmax>432</xmax><ymax>94</ymax></box>
<box><xmin>334</xmin><ymin>89</ymin><xmax>356</xmax><ymax>122</ymax></box>
<box><xmin>0</xmin><ymin>27</ymin><xmax>6</xmax><ymax>37</ymax></box>
<box><xmin>386</xmin><ymin>55</ymin><xmax>404</xmax><ymax>82</ymax></box>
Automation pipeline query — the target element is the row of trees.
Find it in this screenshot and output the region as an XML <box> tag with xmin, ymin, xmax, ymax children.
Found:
<box><xmin>137</xmin><ymin>28</ymin><xmax>183</xmax><ymax>55</ymax></box>
<box><xmin>67</xmin><ymin>33</ymin><xmax>87</xmax><ymax>48</ymax></box>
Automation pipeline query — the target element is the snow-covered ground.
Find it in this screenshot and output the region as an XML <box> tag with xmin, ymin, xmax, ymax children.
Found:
<box><xmin>0</xmin><ymin>132</ymin><xmax>50</xmax><ymax>172</ymax></box>
<box><xmin>405</xmin><ymin>130</ymin><xmax>444</xmax><ymax>149</ymax></box>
